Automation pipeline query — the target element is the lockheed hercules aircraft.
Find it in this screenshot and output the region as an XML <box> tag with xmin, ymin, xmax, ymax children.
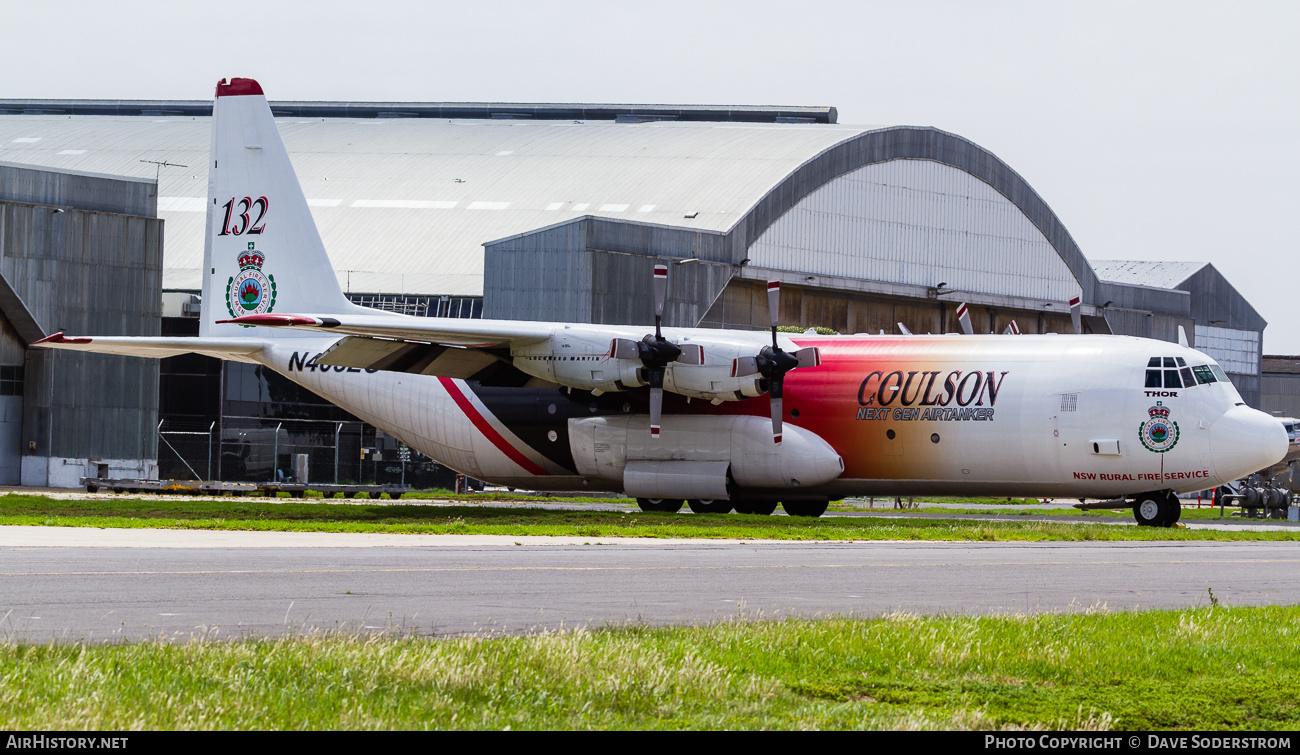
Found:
<box><xmin>34</xmin><ymin>78</ymin><xmax>1288</xmax><ymax>524</ymax></box>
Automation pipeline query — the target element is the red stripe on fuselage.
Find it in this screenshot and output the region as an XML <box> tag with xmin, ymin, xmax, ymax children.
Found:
<box><xmin>438</xmin><ymin>377</ymin><xmax>550</xmax><ymax>476</ymax></box>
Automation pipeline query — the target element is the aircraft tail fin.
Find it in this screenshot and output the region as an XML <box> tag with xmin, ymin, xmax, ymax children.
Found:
<box><xmin>200</xmin><ymin>78</ymin><xmax>360</xmax><ymax>337</ymax></box>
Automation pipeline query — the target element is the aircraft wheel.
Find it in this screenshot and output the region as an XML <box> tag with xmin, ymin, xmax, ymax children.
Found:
<box><xmin>783</xmin><ymin>500</ymin><xmax>829</xmax><ymax>518</ymax></box>
<box><xmin>687</xmin><ymin>499</ymin><xmax>733</xmax><ymax>514</ymax></box>
<box><xmin>1133</xmin><ymin>493</ymin><xmax>1175</xmax><ymax>527</ymax></box>
<box><xmin>734</xmin><ymin>499</ymin><xmax>778</xmax><ymax>515</ymax></box>
<box><xmin>637</xmin><ymin>498</ymin><xmax>684</xmax><ymax>513</ymax></box>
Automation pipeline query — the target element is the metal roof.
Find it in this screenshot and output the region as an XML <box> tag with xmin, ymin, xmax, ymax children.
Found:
<box><xmin>0</xmin><ymin>99</ymin><xmax>838</xmax><ymax>124</ymax></box>
<box><xmin>1090</xmin><ymin>260</ymin><xmax>1210</xmax><ymax>289</ymax></box>
<box><xmin>0</xmin><ymin>114</ymin><xmax>876</xmax><ymax>294</ymax></box>
<box><xmin>1263</xmin><ymin>356</ymin><xmax>1300</xmax><ymax>375</ymax></box>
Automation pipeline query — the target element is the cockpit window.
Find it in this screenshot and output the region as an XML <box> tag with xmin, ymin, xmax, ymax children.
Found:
<box><xmin>1210</xmin><ymin>365</ymin><xmax>1231</xmax><ymax>384</ymax></box>
<box><xmin>1148</xmin><ymin>356</ymin><xmax>1214</xmax><ymax>389</ymax></box>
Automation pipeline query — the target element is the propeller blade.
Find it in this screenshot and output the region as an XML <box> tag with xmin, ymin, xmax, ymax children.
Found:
<box><xmin>653</xmin><ymin>264</ymin><xmax>669</xmax><ymax>337</ymax></box>
<box><xmin>956</xmin><ymin>302</ymin><xmax>973</xmax><ymax>335</ymax></box>
<box><xmin>732</xmin><ymin>356</ymin><xmax>759</xmax><ymax>378</ymax></box>
<box><xmin>678</xmin><ymin>343</ymin><xmax>704</xmax><ymax>366</ymax></box>
<box><xmin>794</xmin><ymin>347</ymin><xmax>820</xmax><ymax>369</ymax></box>
<box><xmin>611</xmin><ymin>338</ymin><xmax>640</xmax><ymax>360</ymax></box>
<box><xmin>897</xmin><ymin>322</ymin><xmax>913</xmax><ymax>336</ymax></box>
<box><xmin>1069</xmin><ymin>296</ymin><xmax>1082</xmax><ymax>334</ymax></box>
<box><xmin>649</xmin><ymin>384</ymin><xmax>663</xmax><ymax>438</ymax></box>
<box><xmin>1003</xmin><ymin>320</ymin><xmax>1021</xmax><ymax>335</ymax></box>
<box><xmin>769</xmin><ymin>375</ymin><xmax>784</xmax><ymax>444</ymax></box>
<box><xmin>767</xmin><ymin>280</ymin><xmax>781</xmax><ymax>331</ymax></box>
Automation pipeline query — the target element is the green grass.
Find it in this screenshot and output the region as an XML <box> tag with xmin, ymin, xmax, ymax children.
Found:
<box><xmin>2</xmin><ymin>607</ymin><xmax>1297</xmax><ymax>730</ymax></box>
<box><xmin>854</xmin><ymin>505</ymin><xmax>1242</xmax><ymax>520</ymax></box>
<box><xmin>0</xmin><ymin>493</ymin><xmax>1295</xmax><ymax>542</ymax></box>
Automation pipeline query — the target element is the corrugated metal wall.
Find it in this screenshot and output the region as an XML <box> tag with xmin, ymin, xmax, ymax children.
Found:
<box><xmin>1262</xmin><ymin>373</ymin><xmax>1300</xmax><ymax>419</ymax></box>
<box><xmin>0</xmin><ymin>160</ymin><xmax>156</xmax><ymax>217</ymax></box>
<box><xmin>0</xmin><ymin>163</ymin><xmax>162</xmax><ymax>466</ymax></box>
<box><xmin>485</xmin><ymin>218</ymin><xmax>733</xmax><ymax>327</ymax></box>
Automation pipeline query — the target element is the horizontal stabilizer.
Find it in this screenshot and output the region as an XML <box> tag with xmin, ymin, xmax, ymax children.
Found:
<box><xmin>31</xmin><ymin>333</ymin><xmax>267</xmax><ymax>363</ymax></box>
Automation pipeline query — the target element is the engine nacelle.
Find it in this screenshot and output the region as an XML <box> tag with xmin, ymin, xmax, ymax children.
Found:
<box><xmin>511</xmin><ymin>332</ymin><xmax>646</xmax><ymax>392</ymax></box>
<box><xmin>568</xmin><ymin>414</ymin><xmax>844</xmax><ymax>498</ymax></box>
<box><xmin>663</xmin><ymin>337</ymin><xmax>767</xmax><ymax>401</ymax></box>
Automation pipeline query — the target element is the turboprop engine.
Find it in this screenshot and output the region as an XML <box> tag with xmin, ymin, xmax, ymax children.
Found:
<box><xmin>566</xmin><ymin>414</ymin><xmax>844</xmax><ymax>500</ymax></box>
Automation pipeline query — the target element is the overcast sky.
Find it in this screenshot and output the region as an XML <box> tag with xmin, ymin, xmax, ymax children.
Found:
<box><xmin>4</xmin><ymin>1</ymin><xmax>1297</xmax><ymax>351</ymax></box>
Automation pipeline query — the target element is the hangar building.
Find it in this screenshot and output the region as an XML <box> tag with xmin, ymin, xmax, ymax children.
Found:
<box><xmin>0</xmin><ymin>98</ymin><xmax>1272</xmax><ymax>482</ymax></box>
<box><xmin>0</xmin><ymin>162</ymin><xmax>162</xmax><ymax>486</ymax></box>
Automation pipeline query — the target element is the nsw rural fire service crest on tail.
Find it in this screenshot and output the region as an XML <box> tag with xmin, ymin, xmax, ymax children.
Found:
<box><xmin>225</xmin><ymin>242</ymin><xmax>277</xmax><ymax>324</ymax></box>
<box><xmin>1139</xmin><ymin>401</ymin><xmax>1179</xmax><ymax>453</ymax></box>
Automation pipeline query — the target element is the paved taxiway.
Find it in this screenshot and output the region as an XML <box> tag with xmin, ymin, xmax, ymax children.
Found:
<box><xmin>2</xmin><ymin>526</ymin><xmax>1298</xmax><ymax>643</ymax></box>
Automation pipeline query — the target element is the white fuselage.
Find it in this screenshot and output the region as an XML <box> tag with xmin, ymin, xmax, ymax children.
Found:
<box><xmin>254</xmin><ymin>330</ymin><xmax>1287</xmax><ymax>500</ymax></box>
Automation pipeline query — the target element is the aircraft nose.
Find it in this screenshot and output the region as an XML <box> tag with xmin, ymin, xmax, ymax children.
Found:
<box><xmin>1209</xmin><ymin>406</ymin><xmax>1288</xmax><ymax>482</ymax></box>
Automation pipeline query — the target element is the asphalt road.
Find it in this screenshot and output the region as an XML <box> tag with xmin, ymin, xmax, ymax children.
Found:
<box><xmin>2</xmin><ymin>527</ymin><xmax>1298</xmax><ymax>643</ymax></box>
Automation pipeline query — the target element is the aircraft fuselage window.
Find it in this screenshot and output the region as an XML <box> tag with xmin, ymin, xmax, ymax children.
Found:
<box><xmin>1192</xmin><ymin>365</ymin><xmax>1216</xmax><ymax>384</ymax></box>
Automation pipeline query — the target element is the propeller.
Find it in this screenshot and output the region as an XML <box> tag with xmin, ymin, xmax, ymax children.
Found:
<box><xmin>956</xmin><ymin>302</ymin><xmax>974</xmax><ymax>335</ymax></box>
<box><xmin>1003</xmin><ymin>320</ymin><xmax>1021</xmax><ymax>335</ymax></box>
<box><xmin>609</xmin><ymin>264</ymin><xmax>701</xmax><ymax>438</ymax></box>
<box><xmin>731</xmin><ymin>281</ymin><xmax>820</xmax><ymax>444</ymax></box>
<box><xmin>1069</xmin><ymin>296</ymin><xmax>1082</xmax><ymax>334</ymax></box>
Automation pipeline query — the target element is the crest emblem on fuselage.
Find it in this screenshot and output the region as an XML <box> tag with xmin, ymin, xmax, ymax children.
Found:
<box><xmin>225</xmin><ymin>242</ymin><xmax>277</xmax><ymax>324</ymax></box>
<box><xmin>1139</xmin><ymin>401</ymin><xmax>1179</xmax><ymax>453</ymax></box>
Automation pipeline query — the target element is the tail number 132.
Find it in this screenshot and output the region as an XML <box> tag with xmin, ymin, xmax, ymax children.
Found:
<box><xmin>219</xmin><ymin>196</ymin><xmax>269</xmax><ymax>236</ymax></box>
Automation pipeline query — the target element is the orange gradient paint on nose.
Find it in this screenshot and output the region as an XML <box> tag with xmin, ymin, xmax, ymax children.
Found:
<box><xmin>695</xmin><ymin>336</ymin><xmax>1019</xmax><ymax>481</ymax></box>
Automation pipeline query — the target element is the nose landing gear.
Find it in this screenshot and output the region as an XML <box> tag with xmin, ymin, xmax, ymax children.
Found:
<box><xmin>1133</xmin><ymin>491</ymin><xmax>1182</xmax><ymax>527</ymax></box>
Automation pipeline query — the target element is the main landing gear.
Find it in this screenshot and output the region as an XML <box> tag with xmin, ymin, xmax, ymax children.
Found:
<box><xmin>636</xmin><ymin>497</ymin><xmax>829</xmax><ymax>517</ymax></box>
<box><xmin>687</xmin><ymin>499</ymin><xmax>733</xmax><ymax>514</ymax></box>
<box><xmin>1132</xmin><ymin>491</ymin><xmax>1182</xmax><ymax>527</ymax></box>
<box><xmin>636</xmin><ymin>498</ymin><xmax>684</xmax><ymax>513</ymax></box>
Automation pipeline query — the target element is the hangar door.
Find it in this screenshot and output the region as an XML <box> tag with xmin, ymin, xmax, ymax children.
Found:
<box><xmin>0</xmin><ymin>366</ymin><xmax>23</xmax><ymax>484</ymax></box>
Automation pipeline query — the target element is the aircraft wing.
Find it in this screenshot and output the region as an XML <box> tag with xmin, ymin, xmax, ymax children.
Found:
<box><xmin>31</xmin><ymin>333</ymin><xmax>269</xmax><ymax>363</ymax></box>
<box><xmin>217</xmin><ymin>313</ymin><xmax>556</xmax><ymax>348</ymax></box>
